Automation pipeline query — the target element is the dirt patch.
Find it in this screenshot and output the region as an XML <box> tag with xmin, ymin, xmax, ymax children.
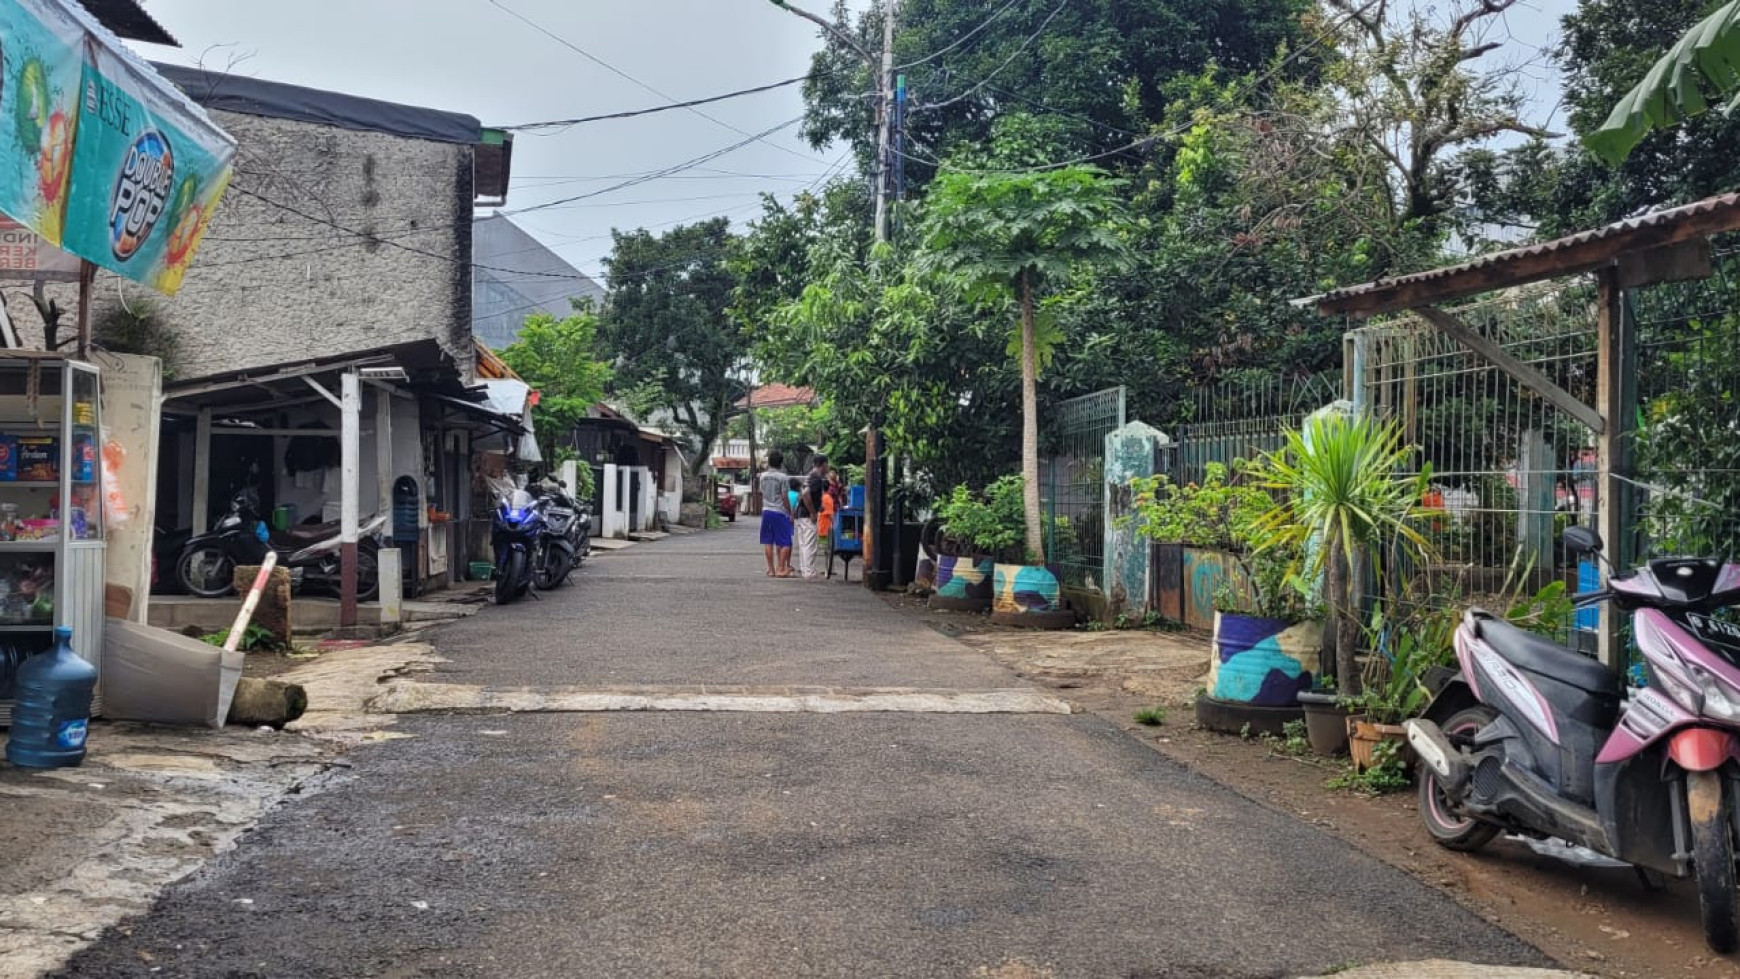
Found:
<box><xmin>881</xmin><ymin>592</ymin><xmax>1740</xmax><ymax>979</ymax></box>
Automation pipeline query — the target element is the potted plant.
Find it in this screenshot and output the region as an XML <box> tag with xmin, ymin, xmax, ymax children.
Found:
<box><xmin>1339</xmin><ymin>618</ymin><xmax>1435</xmax><ymax>772</ymax></box>
<box><xmin>1245</xmin><ymin>412</ymin><xmax>1437</xmax><ymax>697</ymax></box>
<box><xmin>929</xmin><ymin>477</ymin><xmax>1022</xmax><ymax>612</ymax></box>
<box><xmin>1296</xmin><ymin>677</ymin><xmax>1348</xmax><ymax>756</ymax></box>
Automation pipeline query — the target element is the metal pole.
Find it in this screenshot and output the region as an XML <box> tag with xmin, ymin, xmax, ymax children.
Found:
<box><xmin>1595</xmin><ymin>267</ymin><xmax>1636</xmax><ymax>671</ymax></box>
<box><xmin>872</xmin><ymin>2</ymin><xmax>897</xmax><ymax>243</ymax></box>
<box><xmin>340</xmin><ymin>372</ymin><xmax>361</xmax><ymax>628</ymax></box>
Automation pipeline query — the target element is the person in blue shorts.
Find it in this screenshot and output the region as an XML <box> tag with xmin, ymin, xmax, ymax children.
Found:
<box><xmin>758</xmin><ymin>450</ymin><xmax>794</xmax><ymax>577</ymax></box>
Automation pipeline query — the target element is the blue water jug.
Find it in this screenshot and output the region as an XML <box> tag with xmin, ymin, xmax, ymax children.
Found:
<box><xmin>6</xmin><ymin>627</ymin><xmax>97</xmax><ymax>769</ymax></box>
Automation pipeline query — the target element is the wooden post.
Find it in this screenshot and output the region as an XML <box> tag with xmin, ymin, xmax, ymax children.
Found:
<box><xmin>1595</xmin><ymin>267</ymin><xmax>1636</xmax><ymax>671</ymax></box>
<box><xmin>340</xmin><ymin>372</ymin><xmax>361</xmax><ymax>628</ymax></box>
<box><xmin>192</xmin><ymin>407</ymin><xmax>212</xmax><ymax>534</ymax></box>
<box><xmin>75</xmin><ymin>260</ymin><xmax>95</xmax><ymax>359</ymax></box>
<box><xmin>375</xmin><ymin>388</ymin><xmax>392</xmax><ymax>528</ymax></box>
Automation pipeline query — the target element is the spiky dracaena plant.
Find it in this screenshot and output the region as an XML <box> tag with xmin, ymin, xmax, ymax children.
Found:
<box><xmin>1246</xmin><ymin>414</ymin><xmax>1437</xmax><ymax>694</ymax></box>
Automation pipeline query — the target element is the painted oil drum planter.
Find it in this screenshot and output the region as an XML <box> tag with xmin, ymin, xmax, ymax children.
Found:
<box><xmin>989</xmin><ymin>563</ymin><xmax>1075</xmax><ymax>629</ymax></box>
<box><xmin>929</xmin><ymin>554</ymin><xmax>995</xmax><ymax>611</ymax></box>
<box><xmin>1205</xmin><ymin>612</ymin><xmax>1323</xmax><ymax>707</ymax></box>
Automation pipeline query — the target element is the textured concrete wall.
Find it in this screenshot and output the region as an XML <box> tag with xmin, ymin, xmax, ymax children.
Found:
<box><xmin>9</xmin><ymin>109</ymin><xmax>475</xmax><ymax>382</ymax></box>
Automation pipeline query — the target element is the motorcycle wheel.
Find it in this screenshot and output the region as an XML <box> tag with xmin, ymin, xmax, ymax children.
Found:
<box><xmin>356</xmin><ymin>542</ymin><xmax>381</xmax><ymax>603</ymax></box>
<box><xmin>533</xmin><ymin>545</ymin><xmax>565</xmax><ymax>591</ymax></box>
<box><xmin>177</xmin><ymin>546</ymin><xmax>236</xmax><ymax>599</ymax></box>
<box><xmin>1418</xmin><ymin>705</ymin><xmax>1502</xmax><ymax>852</ymax></box>
<box><xmin>1688</xmin><ymin>770</ymin><xmax>1739</xmax><ymax>953</ymax></box>
<box><xmin>495</xmin><ymin>550</ymin><xmax>524</xmax><ymax>606</ymax></box>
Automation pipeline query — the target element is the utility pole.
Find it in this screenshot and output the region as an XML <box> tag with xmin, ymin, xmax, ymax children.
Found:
<box><xmin>764</xmin><ymin>0</ymin><xmax>899</xmax><ymax>588</ymax></box>
<box><xmin>872</xmin><ymin>2</ymin><xmax>897</xmax><ymax>243</ymax></box>
<box><xmin>863</xmin><ymin>0</ymin><xmax>898</xmax><ymax>590</ymax></box>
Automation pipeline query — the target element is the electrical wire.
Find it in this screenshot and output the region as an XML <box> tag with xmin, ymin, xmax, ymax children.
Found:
<box><xmin>502</xmin><ymin>117</ymin><xmax>805</xmax><ymax>218</ymax></box>
<box><xmin>502</xmin><ymin>74</ymin><xmax>814</xmax><ymax>133</ymax></box>
<box><xmin>892</xmin><ymin>0</ymin><xmax>1028</xmax><ymax>71</ymax></box>
<box><xmin>912</xmin><ymin>0</ymin><xmax>1071</xmax><ymax>114</ymax></box>
<box><xmin>483</xmin><ymin>0</ymin><xmax>826</xmax><ymax>166</ymax></box>
<box><xmin>897</xmin><ymin>0</ymin><xmax>1380</xmax><ymax>175</ymax></box>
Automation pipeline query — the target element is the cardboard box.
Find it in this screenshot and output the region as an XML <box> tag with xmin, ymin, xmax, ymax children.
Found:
<box><xmin>17</xmin><ymin>436</ymin><xmax>56</xmax><ymax>482</ymax></box>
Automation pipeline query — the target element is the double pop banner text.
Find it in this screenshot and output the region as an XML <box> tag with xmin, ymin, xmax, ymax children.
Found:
<box><xmin>0</xmin><ymin>0</ymin><xmax>234</xmax><ymax>295</ymax></box>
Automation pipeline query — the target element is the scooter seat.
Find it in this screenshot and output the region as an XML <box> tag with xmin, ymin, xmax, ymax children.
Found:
<box><xmin>283</xmin><ymin>520</ymin><xmax>341</xmax><ymax>542</ymax></box>
<box><xmin>1471</xmin><ymin>612</ymin><xmax>1621</xmax><ymax>698</ymax></box>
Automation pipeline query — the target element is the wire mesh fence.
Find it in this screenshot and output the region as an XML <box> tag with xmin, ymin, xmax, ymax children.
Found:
<box><xmin>1168</xmin><ymin>372</ymin><xmax>1341</xmax><ymax>485</ymax></box>
<box><xmin>1041</xmin><ymin>387</ymin><xmax>1125</xmax><ymax>590</ymax></box>
<box><xmin>1626</xmin><ymin>244</ymin><xmax>1740</xmax><ymax>571</ymax></box>
<box><xmin>1351</xmin><ymin>283</ymin><xmax>1602</xmax><ymax>644</ymax></box>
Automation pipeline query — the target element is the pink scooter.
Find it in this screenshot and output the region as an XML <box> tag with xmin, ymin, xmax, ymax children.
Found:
<box><xmin>1407</xmin><ymin>525</ymin><xmax>1740</xmax><ymax>952</ymax></box>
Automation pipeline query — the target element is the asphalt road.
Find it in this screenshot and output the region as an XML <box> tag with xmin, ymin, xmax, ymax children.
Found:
<box><xmin>55</xmin><ymin>520</ymin><xmax>1555</xmax><ymax>979</ymax></box>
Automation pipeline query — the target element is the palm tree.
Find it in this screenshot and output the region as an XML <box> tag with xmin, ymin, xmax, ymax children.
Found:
<box><xmin>1247</xmin><ymin>413</ymin><xmax>1436</xmax><ymax>694</ymax></box>
<box><xmin>916</xmin><ymin>166</ymin><xmax>1131</xmax><ymax>560</ymax></box>
<box><xmin>1586</xmin><ymin>0</ymin><xmax>1740</xmax><ymax>164</ymax></box>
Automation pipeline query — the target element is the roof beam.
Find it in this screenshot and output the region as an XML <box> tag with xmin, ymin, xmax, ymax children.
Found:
<box><xmin>1413</xmin><ymin>306</ymin><xmax>1605</xmax><ymax>435</ymax></box>
<box><xmin>1315</xmin><ymin>193</ymin><xmax>1740</xmax><ymax>317</ymax></box>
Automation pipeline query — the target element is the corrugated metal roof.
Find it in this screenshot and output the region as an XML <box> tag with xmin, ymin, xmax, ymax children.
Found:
<box><xmin>1310</xmin><ymin>192</ymin><xmax>1740</xmax><ymax>314</ymax></box>
<box><xmin>79</xmin><ymin>0</ymin><xmax>177</xmax><ymax>46</ymax></box>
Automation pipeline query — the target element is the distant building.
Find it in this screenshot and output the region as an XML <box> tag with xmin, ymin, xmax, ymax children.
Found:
<box><xmin>471</xmin><ymin>215</ymin><xmax>604</xmax><ymax>350</ymax></box>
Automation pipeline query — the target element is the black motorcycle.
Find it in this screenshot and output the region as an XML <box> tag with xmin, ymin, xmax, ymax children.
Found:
<box><xmin>177</xmin><ymin>489</ymin><xmax>387</xmax><ymax>601</ymax></box>
<box><xmin>491</xmin><ymin>487</ymin><xmax>544</xmax><ymax>605</ymax></box>
<box><xmin>531</xmin><ymin>481</ymin><xmax>591</xmax><ymax>590</ymax></box>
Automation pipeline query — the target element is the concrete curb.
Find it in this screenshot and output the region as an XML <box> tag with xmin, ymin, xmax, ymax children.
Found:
<box><xmin>367</xmin><ymin>681</ymin><xmax>1074</xmax><ymax>716</ymax></box>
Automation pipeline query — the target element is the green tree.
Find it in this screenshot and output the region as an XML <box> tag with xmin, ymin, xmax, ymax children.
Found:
<box><xmin>790</xmin><ymin>0</ymin><xmax>1306</xmax><ymax>183</ymax></box>
<box><xmin>1582</xmin><ymin>0</ymin><xmax>1740</xmax><ymax>166</ymax></box>
<box><xmin>916</xmin><ymin>160</ymin><xmax>1132</xmax><ymax>560</ymax></box>
<box><xmin>597</xmin><ymin>218</ymin><xmax>747</xmax><ymax>477</ymax></box>
<box><xmin>498</xmin><ymin>308</ymin><xmax>612</xmax><ymax>463</ymax></box>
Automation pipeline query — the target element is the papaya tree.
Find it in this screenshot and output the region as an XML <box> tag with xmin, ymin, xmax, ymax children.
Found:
<box><xmin>915</xmin><ymin>163</ymin><xmax>1131</xmax><ymax>561</ymax></box>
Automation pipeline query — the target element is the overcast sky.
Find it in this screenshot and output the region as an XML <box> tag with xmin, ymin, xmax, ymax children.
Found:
<box><xmin>132</xmin><ymin>0</ymin><xmax>1570</xmax><ymax>284</ymax></box>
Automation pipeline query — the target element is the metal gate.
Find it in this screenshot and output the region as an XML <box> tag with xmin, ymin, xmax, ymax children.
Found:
<box><xmin>1041</xmin><ymin>387</ymin><xmax>1125</xmax><ymax>590</ymax></box>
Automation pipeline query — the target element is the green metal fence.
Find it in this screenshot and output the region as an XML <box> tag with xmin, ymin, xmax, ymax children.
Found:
<box><xmin>1041</xmin><ymin>387</ymin><xmax>1125</xmax><ymax>590</ymax></box>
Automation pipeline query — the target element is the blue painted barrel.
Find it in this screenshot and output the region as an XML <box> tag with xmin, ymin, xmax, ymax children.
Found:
<box><xmin>1207</xmin><ymin>613</ymin><xmax>1320</xmax><ymax>707</ymax></box>
<box><xmin>6</xmin><ymin>627</ymin><xmax>98</xmax><ymax>769</ymax></box>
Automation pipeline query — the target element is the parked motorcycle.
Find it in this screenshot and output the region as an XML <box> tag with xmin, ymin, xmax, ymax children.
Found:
<box><xmin>176</xmin><ymin>489</ymin><xmax>388</xmax><ymax>601</ymax></box>
<box><xmin>491</xmin><ymin>487</ymin><xmax>544</xmax><ymax>605</ymax></box>
<box><xmin>530</xmin><ymin>479</ymin><xmax>591</xmax><ymax>590</ymax></box>
<box><xmin>1407</xmin><ymin>525</ymin><xmax>1740</xmax><ymax>952</ymax></box>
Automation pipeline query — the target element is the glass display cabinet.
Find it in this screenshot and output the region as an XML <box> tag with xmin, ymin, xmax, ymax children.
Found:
<box><xmin>0</xmin><ymin>354</ymin><xmax>106</xmax><ymax>724</ymax></box>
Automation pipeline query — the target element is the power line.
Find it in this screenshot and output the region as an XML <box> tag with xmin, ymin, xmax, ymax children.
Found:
<box><xmin>913</xmin><ymin>0</ymin><xmax>1071</xmax><ymax>114</ymax></box>
<box><xmin>502</xmin><ymin>117</ymin><xmax>805</xmax><ymax>218</ymax></box>
<box><xmin>899</xmin><ymin>0</ymin><xmax>1379</xmax><ymax>175</ymax></box>
<box><xmin>503</xmin><ymin>74</ymin><xmax>814</xmax><ymax>133</ymax></box>
<box><xmin>893</xmin><ymin>0</ymin><xmax>1028</xmax><ymax>71</ymax></box>
<box><xmin>483</xmin><ymin>0</ymin><xmax>826</xmax><ymax>166</ymax></box>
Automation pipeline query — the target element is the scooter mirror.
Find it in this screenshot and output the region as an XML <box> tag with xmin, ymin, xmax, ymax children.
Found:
<box><xmin>1563</xmin><ymin>525</ymin><xmax>1604</xmax><ymax>554</ymax></box>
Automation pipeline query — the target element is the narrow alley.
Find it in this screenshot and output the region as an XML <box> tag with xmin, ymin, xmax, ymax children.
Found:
<box><xmin>53</xmin><ymin>524</ymin><xmax>1552</xmax><ymax>979</ymax></box>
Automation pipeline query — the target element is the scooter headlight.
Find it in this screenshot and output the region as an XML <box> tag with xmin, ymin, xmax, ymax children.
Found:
<box><xmin>1690</xmin><ymin>664</ymin><xmax>1740</xmax><ymax>723</ymax></box>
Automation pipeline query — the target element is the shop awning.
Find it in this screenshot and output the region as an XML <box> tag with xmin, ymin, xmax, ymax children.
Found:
<box><xmin>0</xmin><ymin>0</ymin><xmax>236</xmax><ymax>294</ymax></box>
<box><xmin>431</xmin><ymin>393</ymin><xmax>527</xmax><ymax>439</ymax></box>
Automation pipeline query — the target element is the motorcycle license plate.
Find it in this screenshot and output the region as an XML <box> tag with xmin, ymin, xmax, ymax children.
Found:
<box><xmin>1679</xmin><ymin>611</ymin><xmax>1740</xmax><ymax>657</ymax></box>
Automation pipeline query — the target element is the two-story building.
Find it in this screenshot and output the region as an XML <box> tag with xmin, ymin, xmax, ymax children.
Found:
<box><xmin>110</xmin><ymin>66</ymin><xmax>526</xmax><ymax>598</ymax></box>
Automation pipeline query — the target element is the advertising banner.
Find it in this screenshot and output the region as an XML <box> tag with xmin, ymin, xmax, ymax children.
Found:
<box><xmin>61</xmin><ymin>43</ymin><xmax>233</xmax><ymax>294</ymax></box>
<box><xmin>0</xmin><ymin>214</ymin><xmax>80</xmax><ymax>279</ymax></box>
<box><xmin>0</xmin><ymin>0</ymin><xmax>84</xmax><ymax>244</ymax></box>
<box><xmin>0</xmin><ymin>0</ymin><xmax>234</xmax><ymax>294</ymax></box>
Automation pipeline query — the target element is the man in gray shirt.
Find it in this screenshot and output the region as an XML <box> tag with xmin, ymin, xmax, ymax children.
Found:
<box><xmin>758</xmin><ymin>451</ymin><xmax>794</xmax><ymax>577</ymax></box>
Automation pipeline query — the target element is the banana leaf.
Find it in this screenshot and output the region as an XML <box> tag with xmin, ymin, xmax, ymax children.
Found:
<box><xmin>1585</xmin><ymin>0</ymin><xmax>1740</xmax><ymax>165</ymax></box>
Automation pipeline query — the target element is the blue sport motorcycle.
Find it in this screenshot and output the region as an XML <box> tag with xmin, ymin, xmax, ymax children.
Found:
<box><xmin>491</xmin><ymin>488</ymin><xmax>544</xmax><ymax>605</ymax></box>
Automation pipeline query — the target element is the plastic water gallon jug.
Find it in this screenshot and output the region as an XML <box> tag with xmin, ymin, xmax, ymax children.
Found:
<box><xmin>5</xmin><ymin>627</ymin><xmax>97</xmax><ymax>769</ymax></box>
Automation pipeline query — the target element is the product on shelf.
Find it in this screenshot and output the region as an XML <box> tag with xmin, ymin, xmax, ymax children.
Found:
<box><xmin>0</xmin><ymin>560</ymin><xmax>54</xmax><ymax>623</ymax></box>
<box><xmin>0</xmin><ymin>435</ymin><xmax>16</xmax><ymax>481</ymax></box>
<box><xmin>72</xmin><ymin>433</ymin><xmax>94</xmax><ymax>482</ymax></box>
<box><xmin>17</xmin><ymin>436</ymin><xmax>57</xmax><ymax>482</ymax></box>
<box><xmin>0</xmin><ymin>504</ymin><xmax>17</xmax><ymax>542</ymax></box>
<box><xmin>72</xmin><ymin>402</ymin><xmax>94</xmax><ymax>426</ymax></box>
<box><xmin>15</xmin><ymin>519</ymin><xmax>58</xmax><ymax>542</ymax></box>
